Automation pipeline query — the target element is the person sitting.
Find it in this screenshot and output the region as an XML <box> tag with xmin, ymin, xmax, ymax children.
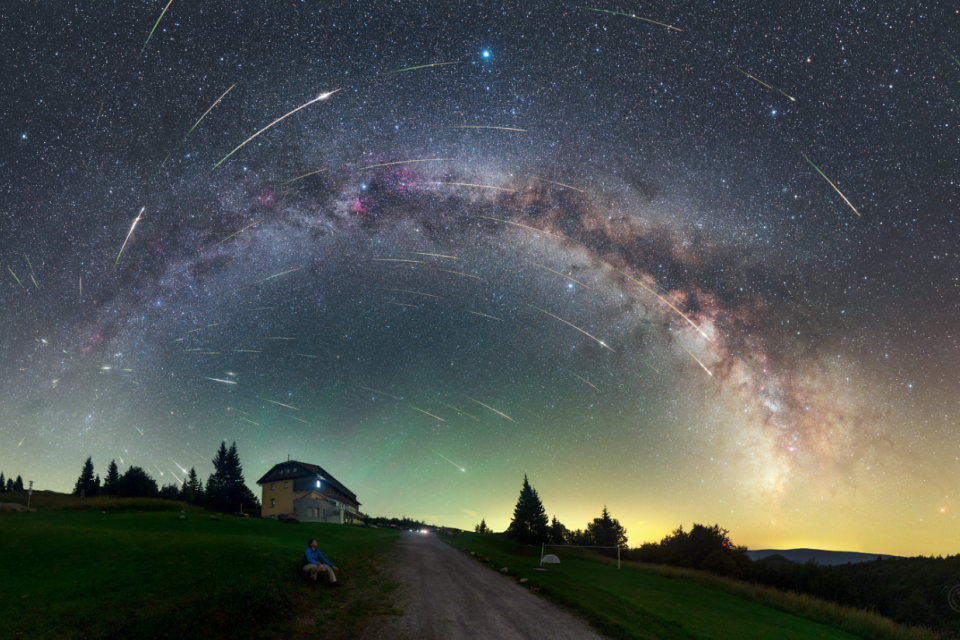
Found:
<box><xmin>303</xmin><ymin>538</ymin><xmax>340</xmax><ymax>587</ymax></box>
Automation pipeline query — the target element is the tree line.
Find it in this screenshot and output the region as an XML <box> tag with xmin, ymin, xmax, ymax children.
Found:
<box><xmin>477</xmin><ymin>475</ymin><xmax>629</xmax><ymax>551</ymax></box>
<box><xmin>634</xmin><ymin>524</ymin><xmax>960</xmax><ymax>635</ymax></box>
<box><xmin>71</xmin><ymin>440</ymin><xmax>259</xmax><ymax>512</ymax></box>
<box><xmin>0</xmin><ymin>472</ymin><xmax>25</xmax><ymax>492</ymax></box>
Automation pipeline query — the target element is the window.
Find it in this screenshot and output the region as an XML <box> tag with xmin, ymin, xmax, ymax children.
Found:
<box><xmin>270</xmin><ymin>499</ymin><xmax>275</xmax><ymax>508</ymax></box>
<box><xmin>284</xmin><ymin>481</ymin><xmax>289</xmax><ymax>488</ymax></box>
<box><xmin>270</xmin><ymin>483</ymin><xmax>275</xmax><ymax>490</ymax></box>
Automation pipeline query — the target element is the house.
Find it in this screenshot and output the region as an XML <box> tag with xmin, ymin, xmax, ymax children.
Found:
<box><xmin>256</xmin><ymin>460</ymin><xmax>361</xmax><ymax>524</ymax></box>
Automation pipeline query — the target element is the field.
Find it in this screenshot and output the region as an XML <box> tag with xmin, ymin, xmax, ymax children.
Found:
<box><xmin>443</xmin><ymin>533</ymin><xmax>941</xmax><ymax>640</ymax></box>
<box><xmin>0</xmin><ymin>502</ymin><xmax>400</xmax><ymax>639</ymax></box>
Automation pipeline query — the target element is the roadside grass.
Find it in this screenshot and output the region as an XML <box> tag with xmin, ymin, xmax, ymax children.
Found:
<box><xmin>0</xmin><ymin>509</ymin><xmax>399</xmax><ymax>639</ymax></box>
<box><xmin>443</xmin><ymin>533</ymin><xmax>941</xmax><ymax>640</ymax></box>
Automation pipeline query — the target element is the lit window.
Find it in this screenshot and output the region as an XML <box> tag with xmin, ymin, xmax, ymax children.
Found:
<box><xmin>316</xmin><ymin>480</ymin><xmax>320</xmax><ymax>488</ymax></box>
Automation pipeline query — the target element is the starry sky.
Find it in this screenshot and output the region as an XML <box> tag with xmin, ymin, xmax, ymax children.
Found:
<box><xmin>1</xmin><ymin>1</ymin><xmax>958</xmax><ymax>556</ymax></box>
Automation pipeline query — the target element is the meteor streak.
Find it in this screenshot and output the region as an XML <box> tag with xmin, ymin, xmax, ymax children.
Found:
<box><xmin>371</xmin><ymin>259</ymin><xmax>427</xmax><ymax>264</ymax></box>
<box><xmin>404</xmin><ymin>404</ymin><xmax>446</xmax><ymax>421</ymax></box>
<box><xmin>476</xmin><ymin>215</ymin><xmax>585</xmax><ymax>246</ymax></box>
<box><xmin>466</xmin><ymin>396</ymin><xmax>516</xmax><ymax>423</ymax></box>
<box><xmin>609</xmin><ymin>266</ymin><xmax>710</xmax><ymax>342</ymax></box>
<box><xmin>141</xmin><ymin>0</ymin><xmax>174</xmax><ymax>54</ymax></box>
<box><xmin>429</xmin><ymin>182</ymin><xmax>518</xmax><ymax>192</ymax></box>
<box><xmin>442</xmin><ymin>126</ymin><xmax>528</xmax><ymax>132</ymax></box>
<box><xmin>679</xmin><ymin>343</ymin><xmax>714</xmax><ymax>377</ymax></box>
<box><xmin>231</xmin><ymin>268</ymin><xmax>301</xmax><ymax>292</ymax></box>
<box><xmin>23</xmin><ymin>253</ymin><xmax>34</xmax><ymax>273</ymax></box>
<box><xmin>360</xmin><ymin>158</ymin><xmax>452</xmax><ymax>170</ymax></box>
<box><xmin>730</xmin><ymin>65</ymin><xmax>796</xmax><ymax>102</ymax></box>
<box><xmin>564</xmin><ymin>368</ymin><xmax>599</xmax><ymax>390</ymax></box>
<box><xmin>432</xmin><ymin>450</ymin><xmax>466</xmax><ymax>472</ymax></box>
<box><xmin>217</xmin><ymin>218</ymin><xmax>264</xmax><ymax>245</ymax></box>
<box><xmin>799</xmin><ymin>151</ymin><xmax>861</xmax><ymax>218</ymax></box>
<box><xmin>205</xmin><ymin>377</ymin><xmax>237</xmax><ymax>385</ymax></box>
<box><xmin>7</xmin><ymin>268</ymin><xmax>22</xmax><ymax>286</ymax></box>
<box><xmin>437</xmin><ymin>401</ymin><xmax>479</xmax><ymax>420</ymax></box>
<box><xmin>173</xmin><ymin>461</ymin><xmax>188</xmax><ymax>474</ymax></box>
<box><xmin>464</xmin><ymin>310</ymin><xmax>502</xmax><ymax>321</ymax></box>
<box><xmin>432</xmin><ymin>268</ymin><xmax>484</xmax><ymax>280</ymax></box>
<box><xmin>524</xmin><ymin>303</ymin><xmax>616</xmax><ymax>353</ymax></box>
<box><xmin>523</xmin><ymin>175</ymin><xmax>585</xmax><ymax>193</ymax></box>
<box><xmin>361</xmin><ymin>386</ymin><xmax>400</xmax><ymax>400</ymax></box>
<box><xmin>115</xmin><ymin>207</ymin><xmax>146</xmax><ymax>266</ymax></box>
<box><xmin>282</xmin><ymin>168</ymin><xmax>327</xmax><ymax>185</ymax></box>
<box><xmin>531</xmin><ymin>262</ymin><xmax>593</xmax><ymax>290</ymax></box>
<box><xmin>262</xmin><ymin>398</ymin><xmax>300</xmax><ymax>411</ymax></box>
<box><xmin>30</xmin><ymin>275</ymin><xmax>39</xmax><ymax>290</ymax></box>
<box><xmin>288</xmin><ymin>416</ymin><xmax>312</xmax><ymax>425</ymax></box>
<box><xmin>212</xmin><ymin>90</ymin><xmax>340</xmax><ymax>170</ymax></box>
<box><xmin>18</xmin><ymin>436</ymin><xmax>25</xmax><ymax>448</ymax></box>
<box><xmin>408</xmin><ymin>252</ymin><xmax>458</xmax><ymax>260</ymax></box>
<box><xmin>580</xmin><ymin>7</ymin><xmax>682</xmax><ymax>31</ymax></box>
<box><xmin>184</xmin><ymin>84</ymin><xmax>236</xmax><ymax>141</ymax></box>
<box><xmin>135</xmin><ymin>426</ymin><xmax>145</xmax><ymax>436</ymax></box>
<box><xmin>383</xmin><ymin>288</ymin><xmax>444</xmax><ymax>299</ymax></box>
<box><xmin>242</xmin><ymin>418</ymin><xmax>261</xmax><ymax>426</ymax></box>
<box><xmin>388</xmin><ymin>62</ymin><xmax>460</xmax><ymax>74</ymax></box>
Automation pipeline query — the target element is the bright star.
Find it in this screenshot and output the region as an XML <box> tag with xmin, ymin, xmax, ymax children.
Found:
<box><xmin>482</xmin><ymin>50</ymin><xmax>491</xmax><ymax>58</ymax></box>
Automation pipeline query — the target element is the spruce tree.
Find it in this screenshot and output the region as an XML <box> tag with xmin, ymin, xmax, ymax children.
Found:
<box><xmin>6</xmin><ymin>478</ymin><xmax>13</xmax><ymax>491</ymax></box>
<box><xmin>117</xmin><ymin>466</ymin><xmax>158</xmax><ymax>497</ymax></box>
<box><xmin>182</xmin><ymin>467</ymin><xmax>202</xmax><ymax>505</ymax></box>
<box><xmin>507</xmin><ymin>474</ymin><xmax>549</xmax><ymax>545</ymax></box>
<box><xmin>474</xmin><ymin>519</ymin><xmax>488</xmax><ymax>533</ymax></box>
<box><xmin>586</xmin><ymin>506</ymin><xmax>629</xmax><ymax>549</ymax></box>
<box><xmin>225</xmin><ymin>442</ymin><xmax>259</xmax><ymax>511</ymax></box>
<box><xmin>74</xmin><ymin>457</ymin><xmax>96</xmax><ymax>496</ymax></box>
<box><xmin>102</xmin><ymin>460</ymin><xmax>120</xmax><ymax>496</ymax></box>
<box><xmin>205</xmin><ymin>441</ymin><xmax>229</xmax><ymax>511</ymax></box>
<box><xmin>0</xmin><ymin>471</ymin><xmax>5</xmax><ymax>492</ymax></box>
<box><xmin>14</xmin><ymin>475</ymin><xmax>24</xmax><ymax>491</ymax></box>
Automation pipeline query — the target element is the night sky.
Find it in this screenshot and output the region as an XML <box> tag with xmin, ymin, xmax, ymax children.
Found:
<box><xmin>2</xmin><ymin>1</ymin><xmax>958</xmax><ymax>555</ymax></box>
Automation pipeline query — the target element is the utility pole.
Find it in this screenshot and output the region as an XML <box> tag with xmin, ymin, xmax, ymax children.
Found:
<box><xmin>27</xmin><ymin>481</ymin><xmax>34</xmax><ymax>510</ymax></box>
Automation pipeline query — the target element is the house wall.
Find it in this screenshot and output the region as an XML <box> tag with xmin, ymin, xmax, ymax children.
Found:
<box><xmin>261</xmin><ymin>478</ymin><xmax>299</xmax><ymax>517</ymax></box>
<box><xmin>293</xmin><ymin>497</ymin><xmax>343</xmax><ymax>524</ymax></box>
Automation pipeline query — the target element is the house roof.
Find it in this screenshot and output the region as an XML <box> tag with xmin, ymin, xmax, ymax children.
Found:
<box><xmin>256</xmin><ymin>460</ymin><xmax>358</xmax><ymax>502</ymax></box>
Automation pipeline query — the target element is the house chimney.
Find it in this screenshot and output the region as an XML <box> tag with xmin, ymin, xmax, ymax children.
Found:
<box><xmin>287</xmin><ymin>454</ymin><xmax>290</xmax><ymax>461</ymax></box>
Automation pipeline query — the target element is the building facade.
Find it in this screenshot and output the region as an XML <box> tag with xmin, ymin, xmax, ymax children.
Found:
<box><xmin>256</xmin><ymin>460</ymin><xmax>361</xmax><ymax>524</ymax></box>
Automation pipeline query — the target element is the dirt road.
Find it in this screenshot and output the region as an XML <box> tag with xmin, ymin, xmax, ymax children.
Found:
<box><xmin>363</xmin><ymin>531</ymin><xmax>605</xmax><ymax>640</ymax></box>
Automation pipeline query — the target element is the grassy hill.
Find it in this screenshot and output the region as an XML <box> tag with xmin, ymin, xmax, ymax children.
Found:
<box><xmin>443</xmin><ymin>532</ymin><xmax>940</xmax><ymax>640</ymax></box>
<box><xmin>0</xmin><ymin>503</ymin><xmax>399</xmax><ymax>639</ymax></box>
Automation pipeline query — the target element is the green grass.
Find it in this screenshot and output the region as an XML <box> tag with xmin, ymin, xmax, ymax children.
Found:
<box><xmin>0</xmin><ymin>508</ymin><xmax>400</xmax><ymax>639</ymax></box>
<box><xmin>443</xmin><ymin>533</ymin><xmax>941</xmax><ymax>640</ymax></box>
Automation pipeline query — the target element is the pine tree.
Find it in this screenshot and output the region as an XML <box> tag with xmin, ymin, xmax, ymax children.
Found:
<box><xmin>506</xmin><ymin>474</ymin><xmax>549</xmax><ymax>545</ymax></box>
<box><xmin>5</xmin><ymin>478</ymin><xmax>13</xmax><ymax>491</ymax></box>
<box><xmin>205</xmin><ymin>441</ymin><xmax>229</xmax><ymax>511</ymax></box>
<box><xmin>14</xmin><ymin>475</ymin><xmax>24</xmax><ymax>491</ymax></box>
<box><xmin>586</xmin><ymin>506</ymin><xmax>628</xmax><ymax>549</ymax></box>
<box><xmin>550</xmin><ymin>515</ymin><xmax>569</xmax><ymax>544</ymax></box>
<box><xmin>74</xmin><ymin>457</ymin><xmax>96</xmax><ymax>496</ymax></box>
<box><xmin>182</xmin><ymin>467</ymin><xmax>203</xmax><ymax>505</ymax></box>
<box><xmin>474</xmin><ymin>519</ymin><xmax>488</xmax><ymax>533</ymax></box>
<box><xmin>225</xmin><ymin>442</ymin><xmax>259</xmax><ymax>511</ymax></box>
<box><xmin>0</xmin><ymin>472</ymin><xmax>5</xmax><ymax>492</ymax></box>
<box><xmin>102</xmin><ymin>460</ymin><xmax>120</xmax><ymax>496</ymax></box>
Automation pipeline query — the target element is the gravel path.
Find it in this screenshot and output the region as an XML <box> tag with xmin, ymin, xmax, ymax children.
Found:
<box><xmin>363</xmin><ymin>531</ymin><xmax>605</xmax><ymax>640</ymax></box>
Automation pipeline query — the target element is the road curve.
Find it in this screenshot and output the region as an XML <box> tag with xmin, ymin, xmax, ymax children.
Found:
<box><xmin>364</xmin><ymin>531</ymin><xmax>605</xmax><ymax>640</ymax></box>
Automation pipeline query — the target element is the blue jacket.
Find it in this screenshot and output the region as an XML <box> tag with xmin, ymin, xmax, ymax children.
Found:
<box><xmin>305</xmin><ymin>547</ymin><xmax>333</xmax><ymax>567</ymax></box>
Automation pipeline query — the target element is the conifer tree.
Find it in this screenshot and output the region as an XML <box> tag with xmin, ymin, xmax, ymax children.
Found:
<box><xmin>102</xmin><ymin>460</ymin><xmax>120</xmax><ymax>496</ymax></box>
<box><xmin>0</xmin><ymin>471</ymin><xmax>5</xmax><ymax>492</ymax></box>
<box><xmin>586</xmin><ymin>506</ymin><xmax>629</xmax><ymax>549</ymax></box>
<box><xmin>550</xmin><ymin>515</ymin><xmax>569</xmax><ymax>544</ymax></box>
<box><xmin>6</xmin><ymin>478</ymin><xmax>13</xmax><ymax>491</ymax></box>
<box><xmin>73</xmin><ymin>457</ymin><xmax>97</xmax><ymax>496</ymax></box>
<box><xmin>225</xmin><ymin>441</ymin><xmax>259</xmax><ymax>510</ymax></box>
<box><xmin>117</xmin><ymin>466</ymin><xmax>158</xmax><ymax>497</ymax></box>
<box><xmin>181</xmin><ymin>467</ymin><xmax>203</xmax><ymax>505</ymax></box>
<box><xmin>205</xmin><ymin>441</ymin><xmax>229</xmax><ymax>511</ymax></box>
<box><xmin>14</xmin><ymin>475</ymin><xmax>24</xmax><ymax>491</ymax></box>
<box><xmin>506</xmin><ymin>474</ymin><xmax>549</xmax><ymax>545</ymax></box>
<box><xmin>474</xmin><ymin>519</ymin><xmax>488</xmax><ymax>533</ymax></box>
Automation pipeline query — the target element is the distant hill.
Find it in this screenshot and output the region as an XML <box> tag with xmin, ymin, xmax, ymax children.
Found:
<box><xmin>747</xmin><ymin>549</ymin><xmax>900</xmax><ymax>566</ymax></box>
